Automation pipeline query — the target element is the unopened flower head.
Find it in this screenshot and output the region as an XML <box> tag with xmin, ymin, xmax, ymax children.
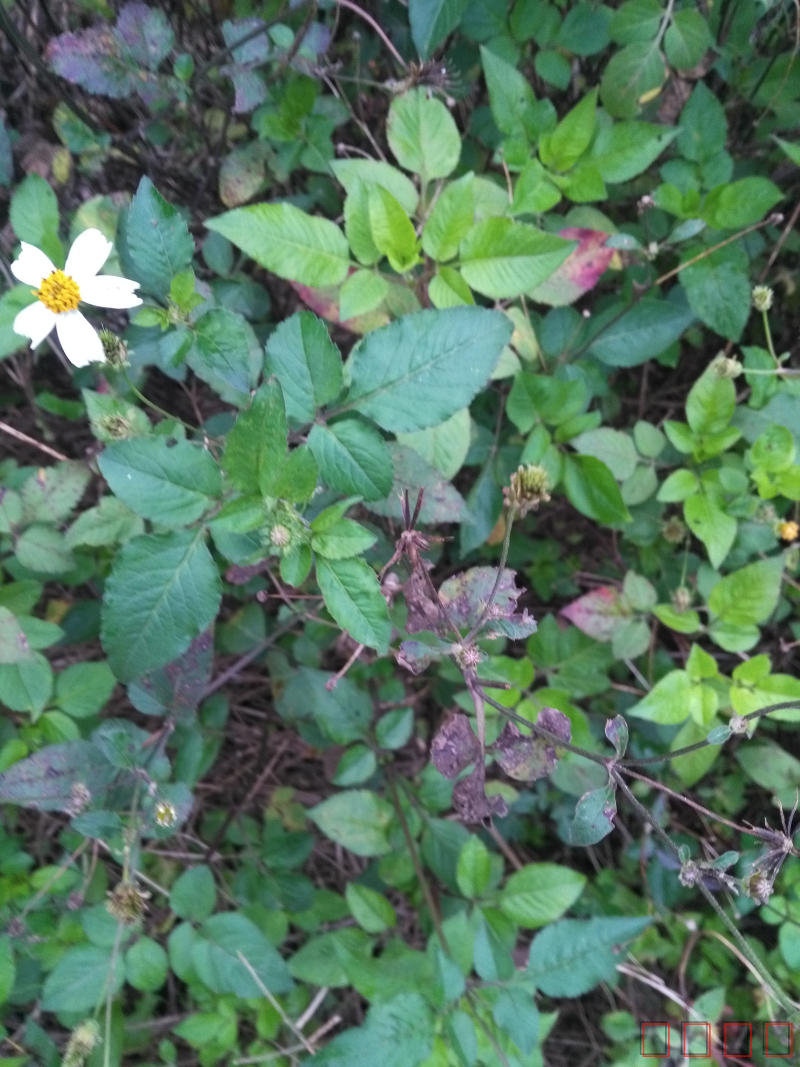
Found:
<box><xmin>98</xmin><ymin>328</ymin><xmax>129</xmax><ymax>368</ymax></box>
<box><xmin>710</xmin><ymin>353</ymin><xmax>743</xmax><ymax>379</ymax></box>
<box><xmin>752</xmin><ymin>285</ymin><xmax>774</xmax><ymax>312</ymax></box>
<box><xmin>11</xmin><ymin>229</ymin><xmax>141</xmax><ymax>367</ymax></box>
<box><xmin>98</xmin><ymin>413</ymin><xmax>135</xmax><ymax>440</ymax></box>
<box><xmin>672</xmin><ymin>585</ymin><xmax>692</xmax><ymax>613</ymax></box>
<box><xmin>504</xmin><ymin>464</ymin><xmax>551</xmax><ymax>517</ymax></box>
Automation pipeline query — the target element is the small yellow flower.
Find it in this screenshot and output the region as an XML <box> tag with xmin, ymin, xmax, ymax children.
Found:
<box><xmin>778</xmin><ymin>520</ymin><xmax>799</xmax><ymax>543</ymax></box>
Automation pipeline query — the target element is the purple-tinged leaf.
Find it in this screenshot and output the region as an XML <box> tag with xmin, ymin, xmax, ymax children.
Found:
<box><xmin>453</xmin><ymin>766</ymin><xmax>508</xmax><ymax>823</ymax></box>
<box><xmin>560</xmin><ymin>585</ymin><xmax>630</xmax><ymax>642</ymax></box>
<box><xmin>605</xmin><ymin>715</ymin><xmax>629</xmax><ymax>758</ymax></box>
<box><xmin>397</xmin><ymin>640</ymin><xmax>435</xmax><ymax>674</ymax></box>
<box><xmin>129</xmin><ymin>628</ymin><xmax>213</xmax><ymax>719</ymax></box>
<box><xmin>492</xmin><ymin>707</ymin><xmax>571</xmax><ymax>782</ymax></box>
<box><xmin>222</xmin><ymin>18</ymin><xmax>272</xmax><ymax>65</ymax></box>
<box><xmin>438</xmin><ymin>567</ymin><xmax>535</xmax><ymax>637</ymax></box>
<box><xmin>0</xmin><ymin>741</ymin><xmax>116</xmax><ymax>812</ymax></box>
<box><xmin>47</xmin><ymin>27</ymin><xmax>136</xmax><ymax>98</ymax></box>
<box><xmin>115</xmin><ymin>3</ymin><xmax>174</xmax><ymax>68</ymax></box>
<box><xmin>431</xmin><ymin>712</ymin><xmax>480</xmax><ymax>778</ymax></box>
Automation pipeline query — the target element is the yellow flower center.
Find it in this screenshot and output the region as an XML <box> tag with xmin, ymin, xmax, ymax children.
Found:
<box><xmin>35</xmin><ymin>270</ymin><xmax>81</xmax><ymax>313</ymax></box>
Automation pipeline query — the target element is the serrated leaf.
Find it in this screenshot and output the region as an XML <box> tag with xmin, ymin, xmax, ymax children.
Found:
<box><xmin>422</xmin><ymin>173</ymin><xmax>475</xmax><ymax>262</ymax></box>
<box><xmin>187</xmin><ymin>308</ymin><xmax>261</xmax><ymax>407</ymax></box>
<box><xmin>308</xmin><ymin>419</ymin><xmax>392</xmax><ymax>501</ymax></box>
<box><xmin>331</xmin><ymin>159</ymin><xmax>419</xmax><ymax>215</ymax></box>
<box><xmin>500</xmin><ymin>864</ymin><xmax>586</xmax><ymax>928</ymax></box>
<box><xmin>309</xmin><ymin>789</ymin><xmax>394</xmax><ymax>856</ymax></box>
<box><xmin>42</xmin><ymin>945</ymin><xmax>124</xmax><ymax>1012</ymax></box>
<box><xmin>587</xmin><ymin>292</ymin><xmax>694</xmax><ymax>366</ymax></box>
<box><xmin>600</xmin><ymin>41</ymin><xmax>667</xmax><ymax>119</ymax></box>
<box><xmin>387</xmin><ymin>88</ymin><xmax>460</xmax><ymax>180</ymax></box>
<box><xmin>121</xmin><ymin>176</ymin><xmax>194</xmax><ymax>297</ymax></box>
<box><xmin>563</xmin><ymin>454</ymin><xmax>631</xmax><ymax>525</ymax></box>
<box><xmin>102</xmin><ymin>530</ymin><xmax>222</xmax><ymax>683</ymax></box>
<box><xmin>684</xmin><ymin>493</ymin><xmax>736</xmax><ymax>568</ymax></box>
<box><xmin>708</xmin><ymin>557</ymin><xmax>783</xmax><ymax>627</ymax></box>
<box><xmin>206</xmin><ymin>202</ymin><xmax>350</xmax><ymax>287</ymax></box>
<box><xmin>317</xmin><ymin>557</ymin><xmax>391</xmax><ymax>653</ymax></box>
<box><xmin>528</xmin><ymin>917</ymin><xmax>651</xmax><ymax>996</ymax></box>
<box><xmin>192</xmin><ymin>913</ymin><xmax>292</xmax><ymax>995</ymax></box>
<box><xmin>460</xmin><ymin>219</ymin><xmax>575</xmax><ymax>300</ymax></box>
<box><xmin>10</xmin><ymin>175</ymin><xmax>63</xmax><ymax>264</ymax></box>
<box><xmin>0</xmin><ymin>740</ymin><xmax>116</xmax><ymax>811</ymax></box>
<box><xmin>345</xmin><ymin>307</ymin><xmax>511</xmax><ymax>433</ymax></box>
<box><xmin>99</xmin><ymin>438</ymin><xmax>221</xmax><ymax>527</ymax></box>
<box><xmin>409</xmin><ymin>0</ymin><xmax>469</xmax><ymax>58</ymax></box>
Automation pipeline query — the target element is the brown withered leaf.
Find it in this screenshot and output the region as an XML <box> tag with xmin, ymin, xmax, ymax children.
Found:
<box><xmin>403</xmin><ymin>563</ymin><xmax>445</xmax><ymax>634</ymax></box>
<box><xmin>453</xmin><ymin>766</ymin><xmax>508</xmax><ymax>824</ymax></box>
<box><xmin>431</xmin><ymin>712</ymin><xmax>480</xmax><ymax>779</ymax></box>
<box><xmin>438</xmin><ymin>567</ymin><xmax>536</xmax><ymax>639</ymax></box>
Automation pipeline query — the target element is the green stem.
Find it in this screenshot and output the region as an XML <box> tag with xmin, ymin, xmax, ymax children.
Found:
<box><xmin>121</xmin><ymin>367</ymin><xmax>195</xmax><ymax>432</ymax></box>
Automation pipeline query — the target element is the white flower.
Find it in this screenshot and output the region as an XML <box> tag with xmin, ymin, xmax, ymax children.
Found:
<box><xmin>11</xmin><ymin>228</ymin><xmax>142</xmax><ymax>367</ymax></box>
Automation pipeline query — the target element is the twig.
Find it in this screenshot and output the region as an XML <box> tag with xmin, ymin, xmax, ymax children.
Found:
<box><xmin>0</xmin><ymin>419</ymin><xmax>69</xmax><ymax>462</ymax></box>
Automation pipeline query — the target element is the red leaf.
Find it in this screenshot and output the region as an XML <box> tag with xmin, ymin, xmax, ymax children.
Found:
<box><xmin>560</xmin><ymin>585</ymin><xmax>629</xmax><ymax>642</ymax></box>
<box><xmin>529</xmin><ymin>228</ymin><xmax>614</xmax><ymax>307</ymax></box>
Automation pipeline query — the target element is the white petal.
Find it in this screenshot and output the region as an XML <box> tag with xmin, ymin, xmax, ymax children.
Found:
<box><xmin>80</xmin><ymin>274</ymin><xmax>143</xmax><ymax>309</ymax></box>
<box><xmin>65</xmin><ymin>228</ymin><xmax>113</xmax><ymax>283</ymax></box>
<box><xmin>10</xmin><ymin>243</ymin><xmax>56</xmax><ymax>287</ymax></box>
<box><xmin>55</xmin><ymin>311</ymin><xmax>105</xmax><ymax>367</ymax></box>
<box><xmin>13</xmin><ymin>301</ymin><xmax>57</xmax><ymax>347</ymax></box>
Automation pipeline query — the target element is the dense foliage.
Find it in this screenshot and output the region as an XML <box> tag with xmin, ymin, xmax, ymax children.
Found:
<box><xmin>1</xmin><ymin>0</ymin><xmax>800</xmax><ymax>1064</ymax></box>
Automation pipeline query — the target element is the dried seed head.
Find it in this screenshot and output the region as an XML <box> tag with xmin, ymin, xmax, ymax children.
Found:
<box><xmin>671</xmin><ymin>585</ymin><xmax>692</xmax><ymax>613</ymax></box>
<box><xmin>63</xmin><ymin>1018</ymin><xmax>101</xmax><ymax>1067</ymax></box>
<box><xmin>504</xmin><ymin>464</ymin><xmax>551</xmax><ymax>517</ymax></box>
<box><xmin>106</xmin><ymin>881</ymin><xmax>150</xmax><ymax>924</ymax></box>
<box><xmin>661</xmin><ymin>515</ymin><xmax>687</xmax><ymax>544</ymax></box>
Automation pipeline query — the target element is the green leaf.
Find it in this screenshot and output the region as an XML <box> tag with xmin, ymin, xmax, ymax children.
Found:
<box><xmin>422</xmin><ymin>173</ymin><xmax>475</xmax><ymax>262</ymax></box>
<box><xmin>171</xmin><ymin>865</ymin><xmax>217</xmax><ymax>922</ymax></box>
<box><xmin>125</xmin><ymin>937</ymin><xmax>168</xmax><ymax>991</ymax></box>
<box><xmin>10</xmin><ymin>174</ymin><xmax>63</xmax><ymax>264</ymax></box>
<box><xmin>345</xmin><ymin>307</ymin><xmax>511</xmax><ymax>433</ymax></box>
<box><xmin>657</xmin><ymin>468</ymin><xmax>698</xmax><ymax>502</ymax></box>
<box><xmin>368</xmin><ymin>186</ymin><xmax>419</xmax><ymax>273</ymax></box>
<box><xmin>590</xmin><ymin>121</ymin><xmax>678</xmax><ymax>182</ymax></box>
<box><xmin>500</xmin><ymin>863</ymin><xmax>586</xmax><ymax>928</ymax></box>
<box><xmin>684</xmin><ymin>493</ymin><xmax>736</xmax><ymax>568</ymax></box>
<box><xmin>571</xmin><ymin>428</ymin><xmax>637</xmax><ymax>479</ymax></box>
<box><xmin>339</xmin><ymin>270</ymin><xmax>389</xmax><ymax>322</ymax></box>
<box><xmin>708</xmin><ymin>557</ymin><xmax>783</xmax><ymax>627</ymax></box>
<box><xmin>563</xmin><ymin>454</ymin><xmax>631</xmax><ymax>525</ymax></box>
<box><xmin>587</xmin><ymin>293</ymin><xmax>694</xmax><ymax>366</ymax></box>
<box><xmin>206</xmin><ymin>202</ymin><xmax>350</xmax><ymax>287</ymax></box>
<box><xmin>193</xmin><ymin>913</ymin><xmax>292</xmax><ymax>995</ymax></box>
<box><xmin>265</xmin><ymin>311</ymin><xmax>343</xmax><ymax>425</ymax></box>
<box><xmin>528</xmin><ymin>917</ymin><xmax>651</xmax><ymax>996</ymax></box>
<box><xmin>0</xmin><ymin>653</ymin><xmax>53</xmax><ymax>715</ymax></box>
<box><xmin>387</xmin><ymin>88</ymin><xmax>461</xmax><ymax>181</ymax></box>
<box><xmin>397</xmin><ymin>408</ymin><xmax>471</xmax><ymax>481</ymax></box>
<box><xmin>0</xmin><ymin>935</ymin><xmax>15</xmax><ymax>1007</ymax></box>
<box><xmin>539</xmin><ymin>89</ymin><xmax>597</xmax><ymax>172</ymax></box>
<box><xmin>309</xmin><ymin>419</ymin><xmax>392</xmax><ymax>501</ymax></box>
<box><xmin>333</xmin><ymin>744</ymin><xmax>377</xmax><ymax>785</ymax></box>
<box><xmin>702</xmin><ymin>177</ymin><xmax>782</xmax><ymax>230</ymax></box>
<box><xmin>686</xmin><ymin>365</ymin><xmax>735</xmax><ymax>435</ymax></box>
<box><xmin>102</xmin><ymin>530</ymin><xmax>221</xmax><ymax>683</ymax></box>
<box><xmin>376</xmin><ymin>707</ymin><xmax>413</xmax><ymax>749</ymax></box>
<box><xmin>311</xmin><ymin>511</ymin><xmax>376</xmax><ymax>559</ymax></box>
<box><xmin>121</xmin><ymin>176</ymin><xmax>193</xmax><ymax>297</ymax></box>
<box><xmin>409</xmin><ymin>0</ymin><xmax>469</xmax><ymax>58</ymax></box>
<box><xmin>366</xmin><ymin>443</ymin><xmax>469</xmax><ymax>525</ymax></box>
<box><xmin>736</xmin><ymin>741</ymin><xmax>800</xmax><ymax>794</ymax></box>
<box><xmin>309</xmin><ymin>789</ymin><xmax>394</xmax><ymax>856</ymax></box>
<box><xmin>42</xmin><ymin>945</ymin><xmax>125</xmax><ymax>1012</ymax></box>
<box><xmin>331</xmin><ymin>159</ymin><xmax>419</xmax><ymax>215</ymax></box>
<box><xmin>678</xmin><ymin>83</ymin><xmax>727</xmax><ymax>163</ymax></box>
<box><xmin>664</xmin><ymin>9</ymin><xmax>711</xmax><ymax>69</ymax></box>
<box><xmin>346</xmin><ymin>883</ymin><xmax>396</xmax><ymax>933</ymax></box>
<box><xmin>480</xmin><ymin>45</ymin><xmax>539</xmax><ymax>140</ymax></box>
<box><xmin>600</xmin><ymin>41</ymin><xmax>667</xmax><ymax>119</ymax></box>
<box><xmin>21</xmin><ymin>460</ymin><xmax>90</xmax><ymax>523</ymax></box>
<box><xmin>679</xmin><ymin>246</ymin><xmax>750</xmax><ymax>341</ymax></box>
<box><xmin>99</xmin><ymin>438</ymin><xmax>221</xmax><ymax>527</ymax></box>
<box><xmin>460</xmin><ymin>219</ymin><xmax>575</xmax><ymax>300</ymax></box>
<box><xmin>492</xmin><ymin>987</ymin><xmax>539</xmax><ymax>1056</ymax></box>
<box><xmin>456</xmin><ymin>836</ymin><xmax>492</xmax><ymax>899</ymax></box>
<box><xmin>187</xmin><ymin>308</ymin><xmax>261</xmax><ymax>407</ymax></box>
<box><xmin>222</xmin><ymin>380</ymin><xmax>288</xmax><ymax>496</ymax></box>
<box><xmin>15</xmin><ymin>525</ymin><xmax>74</xmax><ymax>575</ymax></box>
<box><xmin>429</xmin><ymin>267</ymin><xmax>474</xmax><ymax>308</ymax></box>
<box><xmin>447</xmin><ymin>1010</ymin><xmax>477</xmax><ymax>1066</ymax></box>
<box><xmin>317</xmin><ymin>557</ymin><xmax>391</xmax><ymax>652</ymax></box>
<box><xmin>277</xmin><ymin>666</ymin><xmax>372</xmax><ymax>744</ymax></box>
<box><xmin>55</xmin><ymin>661</ymin><xmax>115</xmax><ymax>719</ymax></box>
<box><xmin>627</xmin><ymin>669</ymin><xmax>690</xmax><ymax>724</ymax></box>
